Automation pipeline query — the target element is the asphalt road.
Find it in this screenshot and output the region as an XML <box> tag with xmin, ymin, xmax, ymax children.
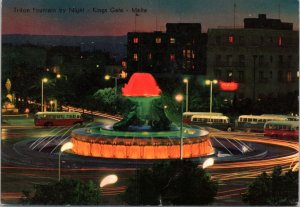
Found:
<box><xmin>1</xmin><ymin>115</ymin><xmax>298</xmax><ymax>205</ymax></box>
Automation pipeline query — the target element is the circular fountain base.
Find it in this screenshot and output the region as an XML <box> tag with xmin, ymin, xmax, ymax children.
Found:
<box><xmin>71</xmin><ymin>125</ymin><xmax>214</xmax><ymax>160</ymax></box>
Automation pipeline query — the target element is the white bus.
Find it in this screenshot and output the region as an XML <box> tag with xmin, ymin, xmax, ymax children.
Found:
<box><xmin>237</xmin><ymin>114</ymin><xmax>298</xmax><ymax>132</ymax></box>
<box><xmin>183</xmin><ymin>112</ymin><xmax>223</xmax><ymax>124</ymax></box>
<box><xmin>190</xmin><ymin>114</ymin><xmax>233</xmax><ymax>131</ymax></box>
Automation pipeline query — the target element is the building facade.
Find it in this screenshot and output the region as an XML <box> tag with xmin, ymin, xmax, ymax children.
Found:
<box><xmin>207</xmin><ymin>14</ymin><xmax>299</xmax><ymax>100</ymax></box>
<box><xmin>127</xmin><ymin>23</ymin><xmax>206</xmax><ymax>74</ymax></box>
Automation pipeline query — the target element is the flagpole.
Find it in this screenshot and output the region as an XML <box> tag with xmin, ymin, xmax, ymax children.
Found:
<box><xmin>135</xmin><ymin>13</ymin><xmax>137</xmax><ymax>32</ymax></box>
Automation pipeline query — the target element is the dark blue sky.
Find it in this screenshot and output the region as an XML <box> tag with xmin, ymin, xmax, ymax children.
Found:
<box><xmin>3</xmin><ymin>0</ymin><xmax>299</xmax><ymax>36</ymax></box>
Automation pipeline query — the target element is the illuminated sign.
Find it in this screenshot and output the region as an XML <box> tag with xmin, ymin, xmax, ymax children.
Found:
<box><xmin>219</xmin><ymin>81</ymin><xmax>239</xmax><ymax>91</ymax></box>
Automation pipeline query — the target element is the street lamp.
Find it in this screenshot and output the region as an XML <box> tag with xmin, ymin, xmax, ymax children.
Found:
<box><xmin>41</xmin><ymin>78</ymin><xmax>48</xmax><ymax>112</ymax></box>
<box><xmin>56</xmin><ymin>74</ymin><xmax>68</xmax><ymax>80</ymax></box>
<box><xmin>58</xmin><ymin>142</ymin><xmax>73</xmax><ymax>181</ymax></box>
<box><xmin>183</xmin><ymin>78</ymin><xmax>189</xmax><ymax>112</ymax></box>
<box><xmin>50</xmin><ymin>100</ymin><xmax>54</xmax><ymax>111</ymax></box>
<box><xmin>175</xmin><ymin>94</ymin><xmax>184</xmax><ymax>160</ymax></box>
<box><xmin>100</xmin><ymin>174</ymin><xmax>118</xmax><ymax>188</ymax></box>
<box><xmin>104</xmin><ymin>71</ymin><xmax>127</xmax><ymax>95</ymax></box>
<box><xmin>104</xmin><ymin>75</ymin><xmax>118</xmax><ymax>94</ymax></box>
<box><xmin>205</xmin><ymin>80</ymin><xmax>218</xmax><ymax>113</ymax></box>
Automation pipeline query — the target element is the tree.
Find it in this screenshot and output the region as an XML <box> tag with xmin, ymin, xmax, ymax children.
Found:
<box><xmin>22</xmin><ymin>178</ymin><xmax>102</xmax><ymax>205</ymax></box>
<box><xmin>242</xmin><ymin>166</ymin><xmax>298</xmax><ymax>205</ymax></box>
<box><xmin>122</xmin><ymin>160</ymin><xmax>218</xmax><ymax>205</ymax></box>
<box><xmin>93</xmin><ymin>87</ymin><xmax>130</xmax><ymax>114</ymax></box>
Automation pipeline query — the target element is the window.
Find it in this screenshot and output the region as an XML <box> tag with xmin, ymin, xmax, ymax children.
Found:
<box><xmin>227</xmin><ymin>71</ymin><xmax>233</xmax><ymax>81</ymax></box>
<box><xmin>170</xmin><ymin>38</ymin><xmax>176</xmax><ymax>44</ymax></box>
<box><xmin>214</xmin><ymin>69</ymin><xmax>221</xmax><ymax>79</ymax></box>
<box><xmin>278</xmin><ymin>36</ymin><xmax>283</xmax><ymax>46</ymax></box>
<box><xmin>216</xmin><ymin>55</ymin><xmax>221</xmax><ymax>66</ymax></box>
<box><xmin>186</xmin><ymin>50</ymin><xmax>191</xmax><ymax>58</ymax></box>
<box><xmin>278</xmin><ymin>71</ymin><xmax>283</xmax><ymax>81</ymax></box>
<box><xmin>226</xmin><ymin>55</ymin><xmax>233</xmax><ymax>66</ymax></box>
<box><xmin>133</xmin><ymin>37</ymin><xmax>139</xmax><ymax>44</ymax></box>
<box><xmin>216</xmin><ymin>36</ymin><xmax>221</xmax><ymax>44</ymax></box>
<box><xmin>287</xmin><ymin>71</ymin><xmax>292</xmax><ymax>82</ymax></box>
<box><xmin>260</xmin><ymin>37</ymin><xmax>264</xmax><ymax>45</ymax></box>
<box><xmin>170</xmin><ymin>54</ymin><xmax>175</xmax><ymax>61</ymax></box>
<box><xmin>239</xmin><ymin>55</ymin><xmax>245</xmax><ymax>66</ymax></box>
<box><xmin>228</xmin><ymin>35</ymin><xmax>234</xmax><ymax>44</ymax></box>
<box><xmin>287</xmin><ymin>55</ymin><xmax>292</xmax><ymax>67</ymax></box>
<box><xmin>148</xmin><ymin>53</ymin><xmax>152</xmax><ymax>60</ymax></box>
<box><xmin>270</xmin><ymin>71</ymin><xmax>273</xmax><ymax>79</ymax></box>
<box><xmin>239</xmin><ymin>36</ymin><xmax>244</xmax><ymax>45</ymax></box>
<box><xmin>278</xmin><ymin>55</ymin><xmax>283</xmax><ymax>65</ymax></box>
<box><xmin>133</xmin><ymin>53</ymin><xmax>138</xmax><ymax>61</ymax></box>
<box><xmin>259</xmin><ymin>55</ymin><xmax>264</xmax><ymax>66</ymax></box>
<box><xmin>156</xmin><ymin>37</ymin><xmax>161</xmax><ymax>44</ymax></box>
<box><xmin>259</xmin><ymin>71</ymin><xmax>265</xmax><ymax>81</ymax></box>
<box><xmin>238</xmin><ymin>71</ymin><xmax>244</xmax><ymax>82</ymax></box>
<box><xmin>270</xmin><ymin>56</ymin><xmax>273</xmax><ymax>64</ymax></box>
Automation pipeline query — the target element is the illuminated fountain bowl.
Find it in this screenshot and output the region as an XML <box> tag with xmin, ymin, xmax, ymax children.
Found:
<box><xmin>71</xmin><ymin>125</ymin><xmax>214</xmax><ymax>160</ymax></box>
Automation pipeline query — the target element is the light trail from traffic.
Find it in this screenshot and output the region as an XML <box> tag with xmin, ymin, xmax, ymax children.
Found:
<box><xmin>1</xmin><ymin>108</ymin><xmax>298</xmax><ymax>204</ymax></box>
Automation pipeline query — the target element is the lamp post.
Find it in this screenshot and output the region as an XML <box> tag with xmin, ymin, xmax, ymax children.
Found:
<box><xmin>58</xmin><ymin>142</ymin><xmax>73</xmax><ymax>181</ymax></box>
<box><xmin>105</xmin><ymin>71</ymin><xmax>127</xmax><ymax>95</ymax></box>
<box><xmin>175</xmin><ymin>94</ymin><xmax>184</xmax><ymax>160</ymax></box>
<box><xmin>183</xmin><ymin>78</ymin><xmax>189</xmax><ymax>112</ymax></box>
<box><xmin>41</xmin><ymin>78</ymin><xmax>48</xmax><ymax>112</ymax></box>
<box><xmin>105</xmin><ymin>75</ymin><xmax>118</xmax><ymax>94</ymax></box>
<box><xmin>56</xmin><ymin>74</ymin><xmax>68</xmax><ymax>80</ymax></box>
<box><xmin>50</xmin><ymin>100</ymin><xmax>54</xmax><ymax>111</ymax></box>
<box><xmin>205</xmin><ymin>80</ymin><xmax>218</xmax><ymax>113</ymax></box>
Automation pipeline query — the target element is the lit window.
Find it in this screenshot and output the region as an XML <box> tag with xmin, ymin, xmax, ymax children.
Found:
<box><xmin>148</xmin><ymin>53</ymin><xmax>152</xmax><ymax>60</ymax></box>
<box><xmin>156</xmin><ymin>37</ymin><xmax>161</xmax><ymax>44</ymax></box>
<box><xmin>297</xmin><ymin>71</ymin><xmax>299</xmax><ymax>78</ymax></box>
<box><xmin>121</xmin><ymin>61</ymin><xmax>127</xmax><ymax>67</ymax></box>
<box><xmin>287</xmin><ymin>71</ymin><xmax>292</xmax><ymax>82</ymax></box>
<box><xmin>133</xmin><ymin>53</ymin><xmax>138</xmax><ymax>61</ymax></box>
<box><xmin>170</xmin><ymin>54</ymin><xmax>175</xmax><ymax>61</ymax></box>
<box><xmin>278</xmin><ymin>36</ymin><xmax>283</xmax><ymax>46</ymax></box>
<box><xmin>170</xmin><ymin>38</ymin><xmax>176</xmax><ymax>44</ymax></box>
<box><xmin>186</xmin><ymin>50</ymin><xmax>191</xmax><ymax>58</ymax></box>
<box><xmin>192</xmin><ymin>52</ymin><xmax>195</xmax><ymax>59</ymax></box>
<box><xmin>133</xmin><ymin>37</ymin><xmax>139</xmax><ymax>44</ymax></box>
<box><xmin>228</xmin><ymin>35</ymin><xmax>234</xmax><ymax>44</ymax></box>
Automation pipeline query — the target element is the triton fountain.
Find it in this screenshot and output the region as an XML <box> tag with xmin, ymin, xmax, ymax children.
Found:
<box><xmin>71</xmin><ymin>73</ymin><xmax>214</xmax><ymax>159</ymax></box>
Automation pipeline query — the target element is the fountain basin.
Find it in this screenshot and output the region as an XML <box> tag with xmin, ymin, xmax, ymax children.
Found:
<box><xmin>71</xmin><ymin>125</ymin><xmax>214</xmax><ymax>159</ymax></box>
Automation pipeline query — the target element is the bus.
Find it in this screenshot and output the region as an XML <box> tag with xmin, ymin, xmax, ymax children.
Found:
<box><xmin>264</xmin><ymin>121</ymin><xmax>299</xmax><ymax>140</ymax></box>
<box><xmin>34</xmin><ymin>112</ymin><xmax>84</xmax><ymax>126</ymax></box>
<box><xmin>183</xmin><ymin>112</ymin><xmax>223</xmax><ymax>124</ymax></box>
<box><xmin>237</xmin><ymin>114</ymin><xmax>299</xmax><ymax>132</ymax></box>
<box><xmin>190</xmin><ymin>114</ymin><xmax>233</xmax><ymax>131</ymax></box>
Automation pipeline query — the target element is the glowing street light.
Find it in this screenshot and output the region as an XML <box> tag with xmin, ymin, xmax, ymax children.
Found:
<box><xmin>183</xmin><ymin>78</ymin><xmax>189</xmax><ymax>112</ymax></box>
<box><xmin>202</xmin><ymin>158</ymin><xmax>214</xmax><ymax>169</ymax></box>
<box><xmin>175</xmin><ymin>94</ymin><xmax>184</xmax><ymax>160</ymax></box>
<box><xmin>41</xmin><ymin>78</ymin><xmax>48</xmax><ymax>112</ymax></box>
<box><xmin>104</xmin><ymin>71</ymin><xmax>127</xmax><ymax>95</ymax></box>
<box><xmin>58</xmin><ymin>142</ymin><xmax>73</xmax><ymax>181</ymax></box>
<box><xmin>205</xmin><ymin>79</ymin><xmax>218</xmax><ymax>113</ymax></box>
<box><xmin>50</xmin><ymin>100</ymin><xmax>54</xmax><ymax>111</ymax></box>
<box><xmin>56</xmin><ymin>74</ymin><xmax>68</xmax><ymax>80</ymax></box>
<box><xmin>100</xmin><ymin>174</ymin><xmax>118</xmax><ymax>188</ymax></box>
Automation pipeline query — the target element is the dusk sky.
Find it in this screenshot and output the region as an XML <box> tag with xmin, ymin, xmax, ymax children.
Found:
<box><xmin>3</xmin><ymin>0</ymin><xmax>299</xmax><ymax>36</ymax></box>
